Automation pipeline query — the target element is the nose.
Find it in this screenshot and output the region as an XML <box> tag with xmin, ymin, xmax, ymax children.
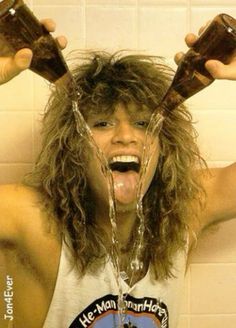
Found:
<box><xmin>111</xmin><ymin>122</ymin><xmax>138</xmax><ymax>145</ymax></box>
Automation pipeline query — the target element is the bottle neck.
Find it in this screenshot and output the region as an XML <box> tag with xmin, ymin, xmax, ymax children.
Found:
<box><xmin>159</xmin><ymin>87</ymin><xmax>185</xmax><ymax>115</ymax></box>
<box><xmin>55</xmin><ymin>71</ymin><xmax>73</xmax><ymax>87</ymax></box>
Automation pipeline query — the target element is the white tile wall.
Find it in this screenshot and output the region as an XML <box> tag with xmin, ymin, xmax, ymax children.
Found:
<box><xmin>0</xmin><ymin>113</ymin><xmax>33</xmax><ymax>163</ymax></box>
<box><xmin>87</xmin><ymin>0</ymin><xmax>137</xmax><ymax>5</ymax></box>
<box><xmin>85</xmin><ymin>6</ymin><xmax>137</xmax><ymax>50</ymax></box>
<box><xmin>140</xmin><ymin>1</ymin><xmax>188</xmax><ymax>4</ymax></box>
<box><xmin>0</xmin><ymin>72</ymin><xmax>34</xmax><ymax>111</ymax></box>
<box><xmin>189</xmin><ymin>315</ymin><xmax>236</xmax><ymax>328</ymax></box>
<box><xmin>192</xmin><ymin>0</ymin><xmax>236</xmax><ymax>4</ymax></box>
<box><xmin>0</xmin><ymin>1</ymin><xmax>236</xmax><ymax>327</ymax></box>
<box><xmin>193</xmin><ymin>110</ymin><xmax>236</xmax><ymax>162</ymax></box>
<box><xmin>138</xmin><ymin>6</ymin><xmax>188</xmax><ymax>56</ymax></box>
<box><xmin>190</xmin><ymin>264</ymin><xmax>236</xmax><ymax>314</ymax></box>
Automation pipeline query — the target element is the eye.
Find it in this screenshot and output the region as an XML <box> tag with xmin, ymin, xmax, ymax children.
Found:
<box><xmin>135</xmin><ymin>120</ymin><xmax>149</xmax><ymax>128</ymax></box>
<box><xmin>93</xmin><ymin>121</ymin><xmax>111</xmax><ymax>128</ymax></box>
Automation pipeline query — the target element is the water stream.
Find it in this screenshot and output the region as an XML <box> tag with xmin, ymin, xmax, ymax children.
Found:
<box><xmin>71</xmin><ymin>87</ymin><xmax>164</xmax><ymax>327</ymax></box>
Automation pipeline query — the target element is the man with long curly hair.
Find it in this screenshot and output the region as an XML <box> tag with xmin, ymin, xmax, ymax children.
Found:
<box><xmin>0</xmin><ymin>18</ymin><xmax>236</xmax><ymax>328</ymax></box>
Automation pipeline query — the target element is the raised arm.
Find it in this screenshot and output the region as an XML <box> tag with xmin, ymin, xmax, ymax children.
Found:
<box><xmin>176</xmin><ymin>18</ymin><xmax>236</xmax><ymax>233</ymax></box>
<box><xmin>0</xmin><ymin>19</ymin><xmax>67</xmax><ymax>245</ymax></box>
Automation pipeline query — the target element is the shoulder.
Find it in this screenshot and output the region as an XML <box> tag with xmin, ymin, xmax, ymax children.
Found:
<box><xmin>0</xmin><ymin>183</ymin><xmax>42</xmax><ymax>228</ymax></box>
<box><xmin>0</xmin><ymin>183</ymin><xmax>41</xmax><ymax>205</ymax></box>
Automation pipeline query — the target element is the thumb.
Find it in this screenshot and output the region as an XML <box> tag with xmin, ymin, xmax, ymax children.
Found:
<box><xmin>13</xmin><ymin>48</ymin><xmax>33</xmax><ymax>71</ymax></box>
<box><xmin>0</xmin><ymin>49</ymin><xmax>33</xmax><ymax>83</ymax></box>
<box><xmin>205</xmin><ymin>59</ymin><xmax>235</xmax><ymax>80</ymax></box>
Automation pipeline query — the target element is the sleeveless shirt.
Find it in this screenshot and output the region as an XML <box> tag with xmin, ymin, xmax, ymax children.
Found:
<box><xmin>43</xmin><ymin>241</ymin><xmax>187</xmax><ymax>328</ymax></box>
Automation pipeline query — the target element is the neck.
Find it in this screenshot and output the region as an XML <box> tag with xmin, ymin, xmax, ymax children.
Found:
<box><xmin>95</xmin><ymin>202</ymin><xmax>149</xmax><ymax>286</ymax></box>
<box><xmin>95</xmin><ymin>202</ymin><xmax>137</xmax><ymax>248</ymax></box>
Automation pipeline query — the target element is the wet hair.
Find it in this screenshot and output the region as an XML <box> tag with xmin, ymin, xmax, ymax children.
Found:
<box><xmin>23</xmin><ymin>51</ymin><xmax>207</xmax><ymax>280</ymax></box>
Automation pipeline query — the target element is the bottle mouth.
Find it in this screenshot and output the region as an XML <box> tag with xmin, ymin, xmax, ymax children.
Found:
<box><xmin>0</xmin><ymin>0</ymin><xmax>15</xmax><ymax>16</ymax></box>
<box><xmin>221</xmin><ymin>13</ymin><xmax>236</xmax><ymax>38</ymax></box>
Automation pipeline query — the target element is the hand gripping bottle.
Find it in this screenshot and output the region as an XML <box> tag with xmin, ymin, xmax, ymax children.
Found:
<box><xmin>0</xmin><ymin>0</ymin><xmax>72</xmax><ymax>85</ymax></box>
<box><xmin>159</xmin><ymin>13</ymin><xmax>236</xmax><ymax>114</ymax></box>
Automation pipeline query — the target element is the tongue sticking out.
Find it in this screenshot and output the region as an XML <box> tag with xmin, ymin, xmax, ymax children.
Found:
<box><xmin>112</xmin><ymin>170</ymin><xmax>139</xmax><ymax>204</ymax></box>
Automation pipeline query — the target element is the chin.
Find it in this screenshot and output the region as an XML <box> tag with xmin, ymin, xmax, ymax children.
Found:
<box><xmin>115</xmin><ymin>199</ymin><xmax>137</xmax><ymax>213</ymax></box>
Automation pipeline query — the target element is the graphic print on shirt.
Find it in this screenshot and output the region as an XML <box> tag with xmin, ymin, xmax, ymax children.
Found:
<box><xmin>69</xmin><ymin>294</ymin><xmax>169</xmax><ymax>328</ymax></box>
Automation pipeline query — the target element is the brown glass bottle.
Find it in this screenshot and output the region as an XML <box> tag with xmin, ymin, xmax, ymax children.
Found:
<box><xmin>160</xmin><ymin>13</ymin><xmax>236</xmax><ymax>114</ymax></box>
<box><xmin>0</xmin><ymin>0</ymin><xmax>71</xmax><ymax>84</ymax></box>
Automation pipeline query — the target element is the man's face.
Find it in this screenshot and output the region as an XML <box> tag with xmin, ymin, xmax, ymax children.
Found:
<box><xmin>85</xmin><ymin>102</ymin><xmax>160</xmax><ymax>212</ymax></box>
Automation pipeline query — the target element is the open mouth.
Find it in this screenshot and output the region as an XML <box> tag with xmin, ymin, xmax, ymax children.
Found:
<box><xmin>108</xmin><ymin>155</ymin><xmax>141</xmax><ymax>204</ymax></box>
<box><xmin>109</xmin><ymin>161</ymin><xmax>140</xmax><ymax>173</ymax></box>
<box><xmin>109</xmin><ymin>155</ymin><xmax>140</xmax><ymax>173</ymax></box>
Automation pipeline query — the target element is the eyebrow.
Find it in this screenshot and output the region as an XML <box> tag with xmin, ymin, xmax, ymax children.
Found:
<box><xmin>86</xmin><ymin>112</ymin><xmax>111</xmax><ymax>120</ymax></box>
<box><xmin>129</xmin><ymin>111</ymin><xmax>152</xmax><ymax>120</ymax></box>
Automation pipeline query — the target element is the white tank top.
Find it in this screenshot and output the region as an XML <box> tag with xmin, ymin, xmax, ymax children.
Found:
<box><xmin>43</xmin><ymin>241</ymin><xmax>187</xmax><ymax>328</ymax></box>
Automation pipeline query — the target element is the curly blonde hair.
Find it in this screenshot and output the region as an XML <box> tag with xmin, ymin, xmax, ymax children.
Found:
<box><xmin>23</xmin><ymin>51</ymin><xmax>207</xmax><ymax>280</ymax></box>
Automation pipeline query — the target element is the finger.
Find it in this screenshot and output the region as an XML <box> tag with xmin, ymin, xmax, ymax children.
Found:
<box><xmin>55</xmin><ymin>35</ymin><xmax>68</xmax><ymax>50</ymax></box>
<box><xmin>174</xmin><ymin>51</ymin><xmax>185</xmax><ymax>65</ymax></box>
<box><xmin>184</xmin><ymin>20</ymin><xmax>212</xmax><ymax>48</ymax></box>
<box><xmin>9</xmin><ymin>49</ymin><xmax>33</xmax><ymax>78</ymax></box>
<box><xmin>198</xmin><ymin>20</ymin><xmax>211</xmax><ymax>36</ymax></box>
<box><xmin>14</xmin><ymin>48</ymin><xmax>33</xmax><ymax>70</ymax></box>
<box><xmin>0</xmin><ymin>49</ymin><xmax>33</xmax><ymax>84</ymax></box>
<box><xmin>39</xmin><ymin>19</ymin><xmax>67</xmax><ymax>50</ymax></box>
<box><xmin>205</xmin><ymin>59</ymin><xmax>236</xmax><ymax>80</ymax></box>
<box><xmin>185</xmin><ymin>33</ymin><xmax>198</xmax><ymax>47</ymax></box>
<box><xmin>40</xmin><ymin>18</ymin><xmax>56</xmax><ymax>32</ymax></box>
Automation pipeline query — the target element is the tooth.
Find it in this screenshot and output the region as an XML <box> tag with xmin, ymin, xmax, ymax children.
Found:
<box><xmin>110</xmin><ymin>155</ymin><xmax>139</xmax><ymax>163</ymax></box>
